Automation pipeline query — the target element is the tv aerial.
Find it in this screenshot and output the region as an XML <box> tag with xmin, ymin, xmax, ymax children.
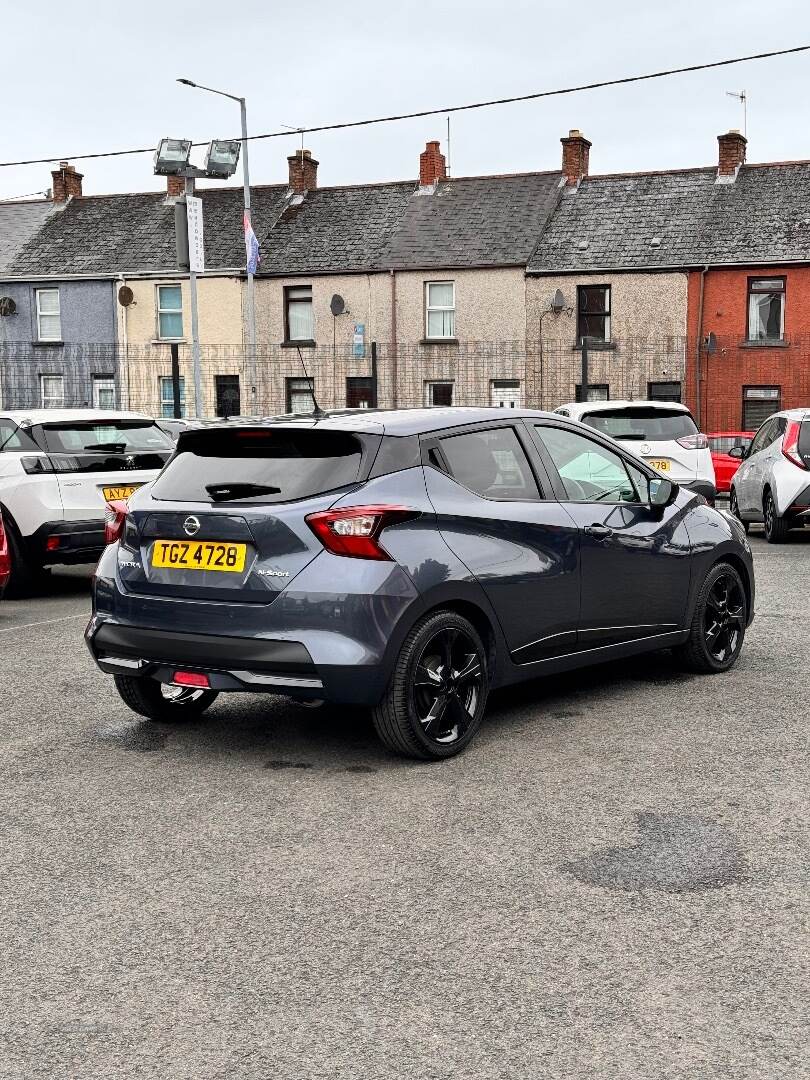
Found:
<box><xmin>725</xmin><ymin>90</ymin><xmax>747</xmax><ymax>136</ymax></box>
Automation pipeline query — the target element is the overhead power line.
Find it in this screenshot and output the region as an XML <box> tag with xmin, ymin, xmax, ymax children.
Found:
<box><xmin>0</xmin><ymin>44</ymin><xmax>807</xmax><ymax>170</ymax></box>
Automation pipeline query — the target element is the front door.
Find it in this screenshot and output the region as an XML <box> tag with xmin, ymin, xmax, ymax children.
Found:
<box><xmin>530</xmin><ymin>422</ymin><xmax>692</xmax><ymax>647</ymax></box>
<box><xmin>424</xmin><ymin>422</ymin><xmax>581</xmax><ymax>663</ymax></box>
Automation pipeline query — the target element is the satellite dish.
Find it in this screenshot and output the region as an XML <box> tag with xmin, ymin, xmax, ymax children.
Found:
<box><xmin>117</xmin><ymin>285</ymin><xmax>135</xmax><ymax>307</ymax></box>
<box><xmin>0</xmin><ymin>297</ymin><xmax>17</xmax><ymax>317</ymax></box>
<box><xmin>330</xmin><ymin>294</ymin><xmax>345</xmax><ymax>317</ymax></box>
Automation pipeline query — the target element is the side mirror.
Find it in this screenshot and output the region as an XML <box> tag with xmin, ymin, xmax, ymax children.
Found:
<box><xmin>728</xmin><ymin>445</ymin><xmax>746</xmax><ymax>460</ymax></box>
<box><xmin>648</xmin><ymin>475</ymin><xmax>675</xmax><ymax>508</ymax></box>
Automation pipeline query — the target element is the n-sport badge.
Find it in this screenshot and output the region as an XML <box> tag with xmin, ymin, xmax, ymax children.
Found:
<box><xmin>183</xmin><ymin>515</ymin><xmax>201</xmax><ymax>537</ymax></box>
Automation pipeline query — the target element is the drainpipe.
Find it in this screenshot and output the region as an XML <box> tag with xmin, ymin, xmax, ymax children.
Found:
<box><xmin>695</xmin><ymin>266</ymin><xmax>709</xmax><ymax>430</ymax></box>
<box><xmin>117</xmin><ymin>274</ymin><xmax>130</xmax><ymax>410</ymax></box>
<box><xmin>389</xmin><ymin>269</ymin><xmax>398</xmax><ymax>408</ymax></box>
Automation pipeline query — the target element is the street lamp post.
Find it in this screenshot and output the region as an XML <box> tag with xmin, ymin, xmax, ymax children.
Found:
<box><xmin>178</xmin><ymin>79</ymin><xmax>257</xmax><ymax>407</ymax></box>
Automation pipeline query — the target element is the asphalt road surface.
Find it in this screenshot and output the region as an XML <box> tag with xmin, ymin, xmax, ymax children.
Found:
<box><xmin>1</xmin><ymin>535</ymin><xmax>808</xmax><ymax>1079</ymax></box>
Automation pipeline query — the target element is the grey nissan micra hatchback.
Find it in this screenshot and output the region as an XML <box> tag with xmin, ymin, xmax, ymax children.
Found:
<box><xmin>87</xmin><ymin>408</ymin><xmax>754</xmax><ymax>759</ymax></box>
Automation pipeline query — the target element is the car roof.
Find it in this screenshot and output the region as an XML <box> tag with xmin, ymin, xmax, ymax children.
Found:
<box><xmin>0</xmin><ymin>408</ymin><xmax>157</xmax><ymax>426</ymax></box>
<box><xmin>779</xmin><ymin>408</ymin><xmax>810</xmax><ymax>421</ymax></box>
<box><xmin>557</xmin><ymin>400</ymin><xmax>691</xmax><ymax>417</ymax></box>
<box><xmin>195</xmin><ymin>407</ymin><xmax>557</xmax><ymax>437</ymax></box>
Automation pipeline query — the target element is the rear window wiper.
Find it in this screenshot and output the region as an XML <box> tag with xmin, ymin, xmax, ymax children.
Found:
<box><xmin>205</xmin><ymin>482</ymin><xmax>282</xmax><ymax>501</ymax></box>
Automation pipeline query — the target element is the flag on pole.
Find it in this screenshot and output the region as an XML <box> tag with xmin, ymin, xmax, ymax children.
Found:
<box><xmin>244</xmin><ymin>211</ymin><xmax>260</xmax><ymax>274</ymax></box>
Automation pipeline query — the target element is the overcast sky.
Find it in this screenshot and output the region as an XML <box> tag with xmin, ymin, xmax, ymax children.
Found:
<box><xmin>3</xmin><ymin>0</ymin><xmax>810</xmax><ymax>200</ymax></box>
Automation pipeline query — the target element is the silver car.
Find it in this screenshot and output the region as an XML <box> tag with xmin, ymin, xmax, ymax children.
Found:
<box><xmin>730</xmin><ymin>409</ymin><xmax>810</xmax><ymax>542</ymax></box>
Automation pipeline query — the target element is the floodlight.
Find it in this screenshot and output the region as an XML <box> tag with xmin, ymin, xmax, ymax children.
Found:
<box><xmin>154</xmin><ymin>138</ymin><xmax>192</xmax><ymax>176</ymax></box>
<box><xmin>204</xmin><ymin>140</ymin><xmax>241</xmax><ymax>179</ymax></box>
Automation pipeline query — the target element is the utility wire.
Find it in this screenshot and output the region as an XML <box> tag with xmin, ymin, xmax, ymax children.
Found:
<box><xmin>1</xmin><ymin>189</ymin><xmax>50</xmax><ymax>201</ymax></box>
<box><xmin>0</xmin><ymin>44</ymin><xmax>807</xmax><ymax>170</ymax></box>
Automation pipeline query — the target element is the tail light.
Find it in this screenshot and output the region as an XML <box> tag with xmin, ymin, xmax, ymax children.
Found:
<box><xmin>676</xmin><ymin>433</ymin><xmax>709</xmax><ymax>450</ymax></box>
<box><xmin>781</xmin><ymin>420</ymin><xmax>807</xmax><ymax>469</ymax></box>
<box><xmin>21</xmin><ymin>455</ymin><xmax>55</xmax><ymax>475</ymax></box>
<box><xmin>305</xmin><ymin>505</ymin><xmax>417</xmax><ymax>560</ymax></box>
<box><xmin>104</xmin><ymin>499</ymin><xmax>129</xmax><ymax>544</ymax></box>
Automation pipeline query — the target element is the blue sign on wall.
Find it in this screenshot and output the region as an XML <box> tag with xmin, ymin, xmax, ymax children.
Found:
<box><xmin>352</xmin><ymin>323</ymin><xmax>366</xmax><ymax>358</ymax></box>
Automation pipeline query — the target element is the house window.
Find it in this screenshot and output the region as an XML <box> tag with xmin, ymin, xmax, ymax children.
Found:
<box><xmin>743</xmin><ymin>386</ymin><xmax>781</xmax><ymax>430</ymax></box>
<box><xmin>157</xmin><ymin>285</ymin><xmax>183</xmax><ymax>340</ymax></box>
<box><xmin>215</xmin><ymin>375</ymin><xmax>241</xmax><ymax>418</ymax></box>
<box><xmin>747</xmin><ymin>278</ymin><xmax>785</xmax><ymax>341</ymax></box>
<box><xmin>285</xmin><ymin>286</ymin><xmax>314</xmax><ymax>342</ymax></box>
<box><xmin>92</xmin><ymin>375</ymin><xmax>116</xmax><ymax>409</ymax></box>
<box><xmin>286</xmin><ymin>377</ymin><xmax>315</xmax><ymax>414</ymax></box>
<box><xmin>490</xmin><ymin>380</ymin><xmax>521</xmax><ymax>408</ymax></box>
<box><xmin>425</xmin><ymin>381</ymin><xmax>454</xmax><ymax>407</ymax></box>
<box><xmin>346</xmin><ymin>377</ymin><xmax>374</xmax><ymax>409</ymax></box>
<box><xmin>40</xmin><ymin>374</ymin><xmax>64</xmax><ymax>408</ymax></box>
<box><xmin>160</xmin><ymin>375</ymin><xmax>186</xmax><ymax>418</ymax></box>
<box><xmin>35</xmin><ymin>289</ymin><xmax>61</xmax><ymax>341</ymax></box>
<box><xmin>425</xmin><ymin>282</ymin><xmax>455</xmax><ymax>339</ymax></box>
<box><xmin>575</xmin><ymin>383</ymin><xmax>609</xmax><ymax>402</ymax></box>
<box><xmin>648</xmin><ymin>381</ymin><xmax>682</xmax><ymax>403</ymax></box>
<box><xmin>577</xmin><ymin>285</ymin><xmax>610</xmax><ymax>343</ymax></box>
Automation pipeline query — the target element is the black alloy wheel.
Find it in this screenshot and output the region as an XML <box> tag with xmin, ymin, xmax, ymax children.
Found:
<box><xmin>676</xmin><ymin>562</ymin><xmax>747</xmax><ymax>673</ymax></box>
<box><xmin>372</xmin><ymin>611</ymin><xmax>489</xmax><ymax>760</ymax></box>
<box><xmin>763</xmin><ymin>490</ymin><xmax>790</xmax><ymax>544</ymax></box>
<box><xmin>729</xmin><ymin>489</ymin><xmax>749</xmax><ymax>534</ymax></box>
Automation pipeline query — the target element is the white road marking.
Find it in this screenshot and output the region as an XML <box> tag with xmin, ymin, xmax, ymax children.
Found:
<box><xmin>0</xmin><ymin>612</ymin><xmax>88</xmax><ymax>634</ymax></box>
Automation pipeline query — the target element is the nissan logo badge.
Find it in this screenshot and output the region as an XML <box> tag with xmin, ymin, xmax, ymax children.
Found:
<box><xmin>183</xmin><ymin>515</ymin><xmax>201</xmax><ymax>537</ymax></box>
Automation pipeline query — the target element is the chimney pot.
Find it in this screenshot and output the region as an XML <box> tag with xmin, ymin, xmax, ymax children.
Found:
<box><xmin>419</xmin><ymin>140</ymin><xmax>446</xmax><ymax>186</ymax></box>
<box><xmin>51</xmin><ymin>160</ymin><xmax>83</xmax><ymax>203</ymax></box>
<box><xmin>287</xmin><ymin>148</ymin><xmax>319</xmax><ymax>194</ymax></box>
<box><xmin>561</xmin><ymin>130</ymin><xmax>591</xmax><ymax>187</ymax></box>
<box><xmin>717</xmin><ymin>129</ymin><xmax>747</xmax><ymax>176</ymax></box>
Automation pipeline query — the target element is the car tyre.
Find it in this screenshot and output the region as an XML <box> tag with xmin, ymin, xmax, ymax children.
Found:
<box><xmin>763</xmin><ymin>489</ymin><xmax>790</xmax><ymax>544</ymax></box>
<box><xmin>729</xmin><ymin>488</ymin><xmax>749</xmax><ymax>535</ymax></box>
<box><xmin>675</xmin><ymin>562</ymin><xmax>747</xmax><ymax>674</ymax></box>
<box><xmin>4</xmin><ymin>523</ymin><xmax>44</xmax><ymax>598</ymax></box>
<box><xmin>114</xmin><ymin>674</ymin><xmax>218</xmax><ymax>722</ymax></box>
<box><xmin>372</xmin><ymin>610</ymin><xmax>489</xmax><ymax>760</ymax></box>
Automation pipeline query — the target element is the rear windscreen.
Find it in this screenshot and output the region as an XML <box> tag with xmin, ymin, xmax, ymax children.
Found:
<box><xmin>709</xmin><ymin>435</ymin><xmax>752</xmax><ymax>453</ymax></box>
<box><xmin>150</xmin><ymin>428</ymin><xmax>366</xmax><ymax>504</ymax></box>
<box><xmin>40</xmin><ymin>421</ymin><xmax>174</xmax><ymax>455</ymax></box>
<box><xmin>582</xmin><ymin>408</ymin><xmax>698</xmax><ymax>441</ymax></box>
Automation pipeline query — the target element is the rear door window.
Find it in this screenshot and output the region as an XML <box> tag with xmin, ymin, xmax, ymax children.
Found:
<box><xmin>581</xmin><ymin>408</ymin><xmax>698</xmax><ymax>442</ymax></box>
<box><xmin>0</xmin><ymin>419</ymin><xmax>38</xmax><ymax>452</ymax></box>
<box><xmin>39</xmin><ymin>421</ymin><xmax>173</xmax><ymax>455</ymax></box>
<box><xmin>150</xmin><ymin>428</ymin><xmax>367</xmax><ymax>504</ymax></box>
<box><xmin>438</xmin><ymin>426</ymin><xmax>541</xmax><ymax>500</ymax></box>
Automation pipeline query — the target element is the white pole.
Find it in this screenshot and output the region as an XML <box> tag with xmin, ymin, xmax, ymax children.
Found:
<box><xmin>240</xmin><ymin>97</ymin><xmax>257</xmax><ymax>411</ymax></box>
<box><xmin>185</xmin><ymin>175</ymin><xmax>203</xmax><ymax>418</ymax></box>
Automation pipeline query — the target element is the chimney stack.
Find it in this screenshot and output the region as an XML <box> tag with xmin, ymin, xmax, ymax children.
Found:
<box><xmin>717</xmin><ymin>129</ymin><xmax>747</xmax><ymax>176</ymax></box>
<box><xmin>51</xmin><ymin>161</ymin><xmax>83</xmax><ymax>202</ymax></box>
<box><xmin>287</xmin><ymin>149</ymin><xmax>319</xmax><ymax>194</ymax></box>
<box><xmin>166</xmin><ymin>175</ymin><xmax>186</xmax><ymax>198</ymax></box>
<box><xmin>419</xmin><ymin>140</ymin><xmax>446</xmax><ymax>186</ymax></box>
<box><xmin>561</xmin><ymin>130</ymin><xmax>591</xmax><ymax>187</ymax></box>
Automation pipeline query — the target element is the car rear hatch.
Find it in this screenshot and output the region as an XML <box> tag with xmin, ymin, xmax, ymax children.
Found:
<box><xmin>117</xmin><ymin>424</ymin><xmax>381</xmax><ymax>603</ymax></box>
<box><xmin>33</xmin><ymin>418</ymin><xmax>174</xmax><ymax>524</ymax></box>
<box><xmin>581</xmin><ymin>407</ymin><xmax>701</xmax><ymax>482</ymax></box>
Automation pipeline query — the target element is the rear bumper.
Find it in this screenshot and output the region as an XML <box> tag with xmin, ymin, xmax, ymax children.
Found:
<box><xmin>85</xmin><ymin>616</ymin><xmax>389</xmax><ymax>705</ymax></box>
<box><xmin>31</xmin><ymin>519</ymin><xmax>104</xmax><ymax>564</ymax></box>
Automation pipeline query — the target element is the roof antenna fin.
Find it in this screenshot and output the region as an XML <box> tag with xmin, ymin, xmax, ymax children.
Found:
<box><xmin>296</xmin><ymin>346</ymin><xmax>326</xmax><ymax>418</ymax></box>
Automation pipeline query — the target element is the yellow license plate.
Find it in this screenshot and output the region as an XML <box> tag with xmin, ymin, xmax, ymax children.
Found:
<box><xmin>646</xmin><ymin>459</ymin><xmax>671</xmax><ymax>472</ymax></box>
<box><xmin>102</xmin><ymin>484</ymin><xmax>142</xmax><ymax>501</ymax></box>
<box><xmin>151</xmin><ymin>540</ymin><xmax>247</xmax><ymax>573</ymax></box>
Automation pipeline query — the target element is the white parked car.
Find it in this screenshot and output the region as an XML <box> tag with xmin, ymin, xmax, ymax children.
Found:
<box><xmin>729</xmin><ymin>408</ymin><xmax>810</xmax><ymax>543</ymax></box>
<box><xmin>554</xmin><ymin>400</ymin><xmax>716</xmax><ymax>502</ymax></box>
<box><xmin>0</xmin><ymin>409</ymin><xmax>173</xmax><ymax>594</ymax></box>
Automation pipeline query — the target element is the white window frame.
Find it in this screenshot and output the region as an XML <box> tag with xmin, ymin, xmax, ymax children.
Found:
<box><xmin>92</xmin><ymin>375</ymin><xmax>116</xmax><ymax>409</ymax></box>
<box><xmin>159</xmin><ymin>375</ymin><xmax>186</xmax><ymax>418</ymax></box>
<box><xmin>425</xmin><ymin>281</ymin><xmax>456</xmax><ymax>340</ymax></box>
<box><xmin>40</xmin><ymin>374</ymin><xmax>64</xmax><ymax>409</ymax></box>
<box><xmin>35</xmin><ymin>288</ymin><xmax>62</xmax><ymax>342</ymax></box>
<box><xmin>156</xmin><ymin>284</ymin><xmax>184</xmax><ymax>341</ymax></box>
<box><xmin>424</xmin><ymin>380</ymin><xmax>455</xmax><ymax>407</ymax></box>
<box><xmin>285</xmin><ymin>285</ymin><xmax>315</xmax><ymax>343</ymax></box>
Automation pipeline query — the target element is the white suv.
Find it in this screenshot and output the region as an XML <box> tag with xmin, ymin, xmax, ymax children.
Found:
<box><xmin>0</xmin><ymin>409</ymin><xmax>173</xmax><ymax>594</ymax></box>
<box><xmin>729</xmin><ymin>408</ymin><xmax>810</xmax><ymax>543</ymax></box>
<box><xmin>554</xmin><ymin>400</ymin><xmax>716</xmax><ymax>502</ymax></box>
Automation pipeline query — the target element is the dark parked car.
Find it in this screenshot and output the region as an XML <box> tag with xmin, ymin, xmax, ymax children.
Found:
<box><xmin>87</xmin><ymin>409</ymin><xmax>754</xmax><ymax>760</ymax></box>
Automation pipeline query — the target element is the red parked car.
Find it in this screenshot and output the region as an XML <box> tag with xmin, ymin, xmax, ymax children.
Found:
<box><xmin>709</xmin><ymin>432</ymin><xmax>754</xmax><ymax>494</ymax></box>
<box><xmin>0</xmin><ymin>510</ymin><xmax>10</xmax><ymax>598</ymax></box>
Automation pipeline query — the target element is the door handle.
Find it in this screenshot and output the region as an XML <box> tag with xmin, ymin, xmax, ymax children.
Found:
<box><xmin>585</xmin><ymin>524</ymin><xmax>613</xmax><ymax>540</ymax></box>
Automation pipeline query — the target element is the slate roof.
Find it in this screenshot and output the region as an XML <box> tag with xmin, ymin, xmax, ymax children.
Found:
<box><xmin>528</xmin><ymin>162</ymin><xmax>810</xmax><ymax>272</ymax></box>
<box><xmin>7</xmin><ymin>186</ymin><xmax>288</xmax><ymax>277</ymax></box>
<box><xmin>0</xmin><ymin>200</ymin><xmax>54</xmax><ymax>274</ymax></box>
